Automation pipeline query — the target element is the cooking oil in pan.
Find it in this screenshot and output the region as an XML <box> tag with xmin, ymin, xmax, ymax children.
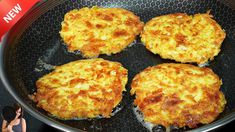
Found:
<box><xmin>198</xmin><ymin>61</ymin><xmax>210</xmax><ymax>67</ymax></box>
<box><xmin>34</xmin><ymin>58</ymin><xmax>55</xmax><ymax>72</ymax></box>
<box><xmin>132</xmin><ymin>105</ymin><xmax>155</xmax><ymax>132</ymax></box>
<box><xmin>47</xmin><ymin>103</ymin><xmax>123</xmax><ymax>121</ymax></box>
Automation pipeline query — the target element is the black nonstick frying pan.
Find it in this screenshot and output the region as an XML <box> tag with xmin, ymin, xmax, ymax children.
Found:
<box><xmin>1</xmin><ymin>0</ymin><xmax>235</xmax><ymax>131</ymax></box>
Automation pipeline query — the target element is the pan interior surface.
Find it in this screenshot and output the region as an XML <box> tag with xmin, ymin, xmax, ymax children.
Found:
<box><xmin>2</xmin><ymin>0</ymin><xmax>235</xmax><ymax>131</ymax></box>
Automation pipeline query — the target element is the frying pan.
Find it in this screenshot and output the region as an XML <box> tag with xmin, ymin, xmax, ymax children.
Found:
<box><xmin>0</xmin><ymin>0</ymin><xmax>235</xmax><ymax>131</ymax></box>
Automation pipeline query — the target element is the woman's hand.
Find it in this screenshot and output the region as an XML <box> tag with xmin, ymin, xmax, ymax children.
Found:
<box><xmin>15</xmin><ymin>111</ymin><xmax>21</xmax><ymax>119</ymax></box>
<box><xmin>6</xmin><ymin>124</ymin><xmax>13</xmax><ymax>132</ymax></box>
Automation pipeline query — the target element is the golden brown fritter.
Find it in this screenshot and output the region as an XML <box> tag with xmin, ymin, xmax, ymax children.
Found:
<box><xmin>131</xmin><ymin>63</ymin><xmax>226</xmax><ymax>128</ymax></box>
<box><xmin>60</xmin><ymin>6</ymin><xmax>144</xmax><ymax>58</ymax></box>
<box><xmin>141</xmin><ymin>12</ymin><xmax>226</xmax><ymax>64</ymax></box>
<box><xmin>34</xmin><ymin>58</ymin><xmax>128</xmax><ymax>119</ymax></box>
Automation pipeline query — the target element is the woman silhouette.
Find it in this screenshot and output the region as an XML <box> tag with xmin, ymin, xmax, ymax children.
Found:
<box><xmin>1</xmin><ymin>104</ymin><xmax>26</xmax><ymax>132</ymax></box>
<box><xmin>1</xmin><ymin>106</ymin><xmax>16</xmax><ymax>132</ymax></box>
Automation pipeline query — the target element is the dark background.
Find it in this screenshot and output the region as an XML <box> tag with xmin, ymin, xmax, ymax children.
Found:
<box><xmin>0</xmin><ymin>79</ymin><xmax>235</xmax><ymax>131</ymax></box>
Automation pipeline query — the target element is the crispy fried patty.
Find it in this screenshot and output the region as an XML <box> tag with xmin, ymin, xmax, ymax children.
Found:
<box><xmin>131</xmin><ymin>63</ymin><xmax>226</xmax><ymax>128</ymax></box>
<box><xmin>34</xmin><ymin>58</ymin><xmax>128</xmax><ymax>119</ymax></box>
<box><xmin>141</xmin><ymin>12</ymin><xmax>226</xmax><ymax>64</ymax></box>
<box><xmin>60</xmin><ymin>6</ymin><xmax>144</xmax><ymax>58</ymax></box>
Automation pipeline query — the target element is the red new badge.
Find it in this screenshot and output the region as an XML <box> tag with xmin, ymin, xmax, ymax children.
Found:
<box><xmin>0</xmin><ymin>0</ymin><xmax>40</xmax><ymax>39</ymax></box>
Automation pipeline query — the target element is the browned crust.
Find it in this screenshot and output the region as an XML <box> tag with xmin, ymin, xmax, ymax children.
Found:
<box><xmin>141</xmin><ymin>12</ymin><xmax>226</xmax><ymax>64</ymax></box>
<box><xmin>60</xmin><ymin>6</ymin><xmax>144</xmax><ymax>58</ymax></box>
<box><xmin>131</xmin><ymin>63</ymin><xmax>226</xmax><ymax>128</ymax></box>
<box><xmin>35</xmin><ymin>58</ymin><xmax>128</xmax><ymax>119</ymax></box>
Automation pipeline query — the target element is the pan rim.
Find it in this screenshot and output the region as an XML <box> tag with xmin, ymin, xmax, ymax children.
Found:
<box><xmin>0</xmin><ymin>33</ymin><xmax>84</xmax><ymax>132</ymax></box>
